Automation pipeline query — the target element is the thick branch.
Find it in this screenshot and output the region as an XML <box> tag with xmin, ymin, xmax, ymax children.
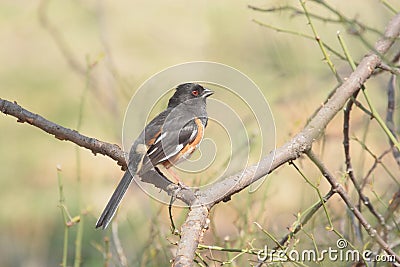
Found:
<box><xmin>172</xmin><ymin>206</ymin><xmax>209</xmax><ymax>267</ymax></box>
<box><xmin>174</xmin><ymin>12</ymin><xmax>400</xmax><ymax>266</ymax></box>
<box><xmin>196</xmin><ymin>10</ymin><xmax>400</xmax><ymax>205</ymax></box>
<box><xmin>0</xmin><ymin>99</ymin><xmax>126</xmax><ymax>168</ymax></box>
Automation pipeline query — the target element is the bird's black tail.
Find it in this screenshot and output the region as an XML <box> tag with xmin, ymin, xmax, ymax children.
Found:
<box><xmin>95</xmin><ymin>171</ymin><xmax>133</xmax><ymax>229</ymax></box>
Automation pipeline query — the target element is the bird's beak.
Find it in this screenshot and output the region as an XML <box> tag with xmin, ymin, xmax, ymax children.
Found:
<box><xmin>202</xmin><ymin>88</ymin><xmax>214</xmax><ymax>98</ymax></box>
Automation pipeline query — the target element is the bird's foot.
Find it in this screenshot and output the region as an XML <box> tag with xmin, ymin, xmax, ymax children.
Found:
<box><xmin>177</xmin><ymin>181</ymin><xmax>190</xmax><ymax>190</ymax></box>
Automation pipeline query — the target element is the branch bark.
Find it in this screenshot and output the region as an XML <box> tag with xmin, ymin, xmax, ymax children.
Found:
<box><xmin>173</xmin><ymin>12</ymin><xmax>400</xmax><ymax>266</ymax></box>
<box><xmin>0</xmin><ymin>99</ymin><xmax>126</xmax><ymax>168</ymax></box>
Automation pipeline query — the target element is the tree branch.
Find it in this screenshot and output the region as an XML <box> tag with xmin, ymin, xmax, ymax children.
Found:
<box><xmin>386</xmin><ymin>74</ymin><xmax>400</xmax><ymax>166</ymax></box>
<box><xmin>173</xmin><ymin>12</ymin><xmax>400</xmax><ymax>266</ymax></box>
<box><xmin>307</xmin><ymin>150</ymin><xmax>400</xmax><ymax>263</ymax></box>
<box><xmin>0</xmin><ymin>99</ymin><xmax>126</xmax><ymax>168</ymax></box>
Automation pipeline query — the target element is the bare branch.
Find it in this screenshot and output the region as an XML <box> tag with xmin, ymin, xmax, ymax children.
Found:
<box><xmin>172</xmin><ymin>206</ymin><xmax>209</xmax><ymax>267</ymax></box>
<box><xmin>343</xmin><ymin>92</ymin><xmax>386</xmax><ymax>238</ymax></box>
<box><xmin>343</xmin><ymin>92</ymin><xmax>365</xmax><ymax>241</ymax></box>
<box><xmin>307</xmin><ymin>150</ymin><xmax>400</xmax><ymax>262</ymax></box>
<box><xmin>0</xmin><ymin>98</ymin><xmax>126</xmax><ymax>168</ymax></box>
<box><xmin>38</xmin><ymin>0</ymin><xmax>87</xmax><ymax>77</ymax></box>
<box><xmin>278</xmin><ymin>188</ymin><xmax>335</xmax><ymax>247</ymax></box>
<box><xmin>173</xmin><ymin>12</ymin><xmax>400</xmax><ymax>266</ymax></box>
<box><xmin>386</xmin><ymin>75</ymin><xmax>400</xmax><ymax>166</ymax></box>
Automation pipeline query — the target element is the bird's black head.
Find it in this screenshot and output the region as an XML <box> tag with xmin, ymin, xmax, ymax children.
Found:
<box><xmin>168</xmin><ymin>83</ymin><xmax>213</xmax><ymax>108</ymax></box>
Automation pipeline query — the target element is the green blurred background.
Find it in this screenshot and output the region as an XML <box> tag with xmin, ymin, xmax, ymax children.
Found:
<box><xmin>1</xmin><ymin>0</ymin><xmax>399</xmax><ymax>266</ymax></box>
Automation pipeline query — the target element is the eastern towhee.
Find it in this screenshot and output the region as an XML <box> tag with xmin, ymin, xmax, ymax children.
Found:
<box><xmin>96</xmin><ymin>83</ymin><xmax>213</xmax><ymax>229</ymax></box>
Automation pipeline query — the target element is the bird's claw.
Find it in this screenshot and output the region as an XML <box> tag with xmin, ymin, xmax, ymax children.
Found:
<box><xmin>177</xmin><ymin>181</ymin><xmax>190</xmax><ymax>190</ymax></box>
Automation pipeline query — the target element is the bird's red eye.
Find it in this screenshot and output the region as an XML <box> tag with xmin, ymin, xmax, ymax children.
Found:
<box><xmin>192</xmin><ymin>90</ymin><xmax>199</xmax><ymax>96</ymax></box>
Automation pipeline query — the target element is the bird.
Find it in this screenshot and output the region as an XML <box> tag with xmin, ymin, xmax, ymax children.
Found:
<box><xmin>95</xmin><ymin>83</ymin><xmax>214</xmax><ymax>229</ymax></box>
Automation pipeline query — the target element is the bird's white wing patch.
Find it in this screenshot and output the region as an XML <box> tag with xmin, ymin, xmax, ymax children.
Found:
<box><xmin>158</xmin><ymin>144</ymin><xmax>184</xmax><ymax>162</ymax></box>
<box><xmin>154</xmin><ymin>132</ymin><xmax>167</xmax><ymax>144</ymax></box>
<box><xmin>189</xmin><ymin>128</ymin><xmax>198</xmax><ymax>141</ymax></box>
<box><xmin>147</xmin><ymin>146</ymin><xmax>158</xmax><ymax>156</ymax></box>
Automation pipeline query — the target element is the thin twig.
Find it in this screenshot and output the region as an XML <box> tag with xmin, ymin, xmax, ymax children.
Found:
<box><xmin>111</xmin><ymin>222</ymin><xmax>128</xmax><ymax>267</ymax></box>
<box><xmin>276</xmin><ymin>162</ymin><xmax>336</xmax><ymax>248</ymax></box>
<box><xmin>169</xmin><ymin>195</ymin><xmax>178</xmax><ymax>234</ymax></box>
<box><xmin>249</xmin><ymin>4</ymin><xmax>383</xmax><ymax>35</ymax></box>
<box><xmin>57</xmin><ymin>166</ymin><xmax>69</xmax><ymax>267</ymax></box>
<box><xmin>338</xmin><ymin>31</ymin><xmax>386</xmax><ymax>234</ymax></box>
<box><xmin>279</xmin><ymin>189</ymin><xmax>335</xmax><ymax>247</ymax></box>
<box><xmin>386</xmin><ymin>75</ymin><xmax>400</xmax><ymax>165</ymax></box>
<box><xmin>381</xmin><ymin>0</ymin><xmax>398</xmax><ymax>14</ymax></box>
<box><xmin>252</xmin><ymin>19</ymin><xmax>347</xmax><ymax>61</ymax></box>
<box><xmin>104</xmin><ymin>237</ymin><xmax>111</xmax><ymax>267</ymax></box>
<box><xmin>362</xmin><ymin>149</ymin><xmax>391</xmax><ymax>187</ymax></box>
<box><xmin>352</xmin><ymin>137</ymin><xmax>400</xmax><ymax>188</ymax></box>
<box><xmin>38</xmin><ymin>0</ymin><xmax>86</xmax><ymax>76</ymax></box>
<box><xmin>307</xmin><ymin>150</ymin><xmax>400</xmax><ymax>262</ymax></box>
<box><xmin>342</xmin><ymin>88</ymin><xmax>364</xmax><ymax>243</ymax></box>
<box><xmin>299</xmin><ymin>0</ymin><xmax>341</xmax><ymax>82</ymax></box>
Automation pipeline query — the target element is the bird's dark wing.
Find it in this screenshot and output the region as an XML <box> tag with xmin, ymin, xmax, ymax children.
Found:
<box><xmin>139</xmin><ymin>118</ymin><xmax>199</xmax><ymax>173</ymax></box>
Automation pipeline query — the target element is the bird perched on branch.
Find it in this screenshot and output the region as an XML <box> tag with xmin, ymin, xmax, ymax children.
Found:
<box><xmin>96</xmin><ymin>83</ymin><xmax>213</xmax><ymax>229</ymax></box>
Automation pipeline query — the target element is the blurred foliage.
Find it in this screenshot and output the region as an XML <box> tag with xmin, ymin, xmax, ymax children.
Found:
<box><xmin>1</xmin><ymin>0</ymin><xmax>400</xmax><ymax>266</ymax></box>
